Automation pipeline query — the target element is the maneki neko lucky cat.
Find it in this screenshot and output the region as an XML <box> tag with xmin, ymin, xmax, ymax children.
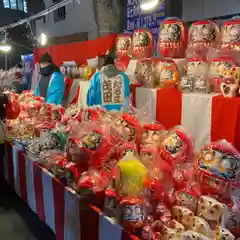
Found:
<box><xmin>131</xmin><ymin>29</ymin><xmax>154</xmax><ymax>58</ymax></box>
<box><xmin>188</xmin><ymin>20</ymin><xmax>220</xmax><ymax>51</ymax></box>
<box><xmin>180</xmin><ymin>58</ymin><xmax>209</xmax><ymax>93</ymax></box>
<box><xmin>115</xmin><ymin>34</ymin><xmax>132</xmax><ymax>58</ymax></box>
<box><xmin>194</xmin><ymin>140</ymin><xmax>240</xmax><ymax>199</ymax></box>
<box><xmin>209</xmin><ymin>56</ymin><xmax>238</xmax><ymax>93</ymax></box>
<box><xmin>158</xmin><ymin>18</ymin><xmax>188</xmax><ymax>58</ymax></box>
<box><xmin>221</xmin><ymin>19</ymin><xmax>240</xmax><ymax>51</ymax></box>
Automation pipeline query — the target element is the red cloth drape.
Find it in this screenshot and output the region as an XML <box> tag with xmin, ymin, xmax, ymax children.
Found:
<box><xmin>156</xmin><ymin>88</ymin><xmax>182</xmax><ymax>129</ymax></box>
<box><xmin>211</xmin><ymin>96</ymin><xmax>240</xmax><ymax>151</ymax></box>
<box><xmin>34</xmin><ymin>34</ymin><xmax>117</xmax><ymax>66</ymax></box>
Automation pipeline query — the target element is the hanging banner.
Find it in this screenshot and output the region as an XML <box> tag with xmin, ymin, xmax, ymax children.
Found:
<box><xmin>125</xmin><ymin>0</ymin><xmax>166</xmax><ymax>52</ymax></box>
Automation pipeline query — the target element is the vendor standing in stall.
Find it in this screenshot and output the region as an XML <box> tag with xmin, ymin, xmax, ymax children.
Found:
<box><xmin>34</xmin><ymin>53</ymin><xmax>65</xmax><ymax>105</ymax></box>
<box><xmin>87</xmin><ymin>56</ymin><xmax>130</xmax><ymax>111</ymax></box>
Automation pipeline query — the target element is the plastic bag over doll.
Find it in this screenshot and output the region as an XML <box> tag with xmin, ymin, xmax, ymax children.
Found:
<box><xmin>116</xmin><ymin>152</ymin><xmax>148</xmax><ymax>197</ymax></box>
<box><xmin>194</xmin><ymin>139</ymin><xmax>240</xmax><ymax>201</ymax></box>
<box><xmin>66</xmin><ymin>121</ymin><xmax>114</xmax><ymax>168</ymax></box>
<box><xmin>159</xmin><ymin>126</ymin><xmax>195</xmax><ymax>167</ymax></box>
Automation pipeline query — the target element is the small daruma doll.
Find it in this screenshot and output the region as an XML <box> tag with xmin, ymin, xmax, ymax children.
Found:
<box><xmin>159</xmin><ymin>126</ymin><xmax>194</xmax><ymax>167</ymax></box>
<box><xmin>188</xmin><ymin>20</ymin><xmax>220</xmax><ymax>51</ymax></box>
<box><xmin>155</xmin><ymin>59</ymin><xmax>179</xmax><ymax>88</ymax></box>
<box><xmin>221</xmin><ymin>19</ymin><xmax>240</xmax><ymax>51</ymax></box>
<box><xmin>132</xmin><ymin>29</ymin><xmax>154</xmax><ymax>58</ymax></box>
<box><xmin>180</xmin><ymin>58</ymin><xmax>209</xmax><ymax>93</ymax></box>
<box><xmin>111</xmin><ymin>113</ymin><xmax>141</xmax><ymax>144</ymax></box>
<box><xmin>118</xmin><ymin>196</ymin><xmax>145</xmax><ymax>232</ymax></box>
<box><xmin>194</xmin><ymin>140</ymin><xmax>240</xmax><ymax>199</ymax></box>
<box><xmin>134</xmin><ymin>58</ymin><xmax>161</xmax><ymax>87</ymax></box>
<box><xmin>140</xmin><ymin>122</ymin><xmax>166</xmax><ymax>149</ymax></box>
<box><xmin>158</xmin><ymin>18</ymin><xmax>188</xmax><ymax>58</ymax></box>
<box><xmin>116</xmin><ymin>34</ymin><xmax>132</xmax><ymax>58</ymax></box>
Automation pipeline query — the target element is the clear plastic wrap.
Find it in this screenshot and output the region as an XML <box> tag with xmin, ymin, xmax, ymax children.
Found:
<box><xmin>66</xmin><ymin>121</ymin><xmax>113</xmax><ymax>168</ymax></box>
<box><xmin>140</xmin><ymin>122</ymin><xmax>166</xmax><ymax>149</ymax></box>
<box><xmin>159</xmin><ymin>126</ymin><xmax>195</xmax><ymax>167</ymax></box>
<box><xmin>110</xmin><ymin>113</ymin><xmax>142</xmax><ymax>144</ymax></box>
<box><xmin>158</xmin><ymin>17</ymin><xmax>188</xmax><ymax>58</ymax></box>
<box><xmin>194</xmin><ymin>140</ymin><xmax>240</xmax><ymax>198</ymax></box>
<box><xmin>116</xmin><ymin>152</ymin><xmax>147</xmax><ymax>197</ymax></box>
<box><xmin>50</xmin><ymin>105</ymin><xmax>65</xmax><ymax>121</ymax></box>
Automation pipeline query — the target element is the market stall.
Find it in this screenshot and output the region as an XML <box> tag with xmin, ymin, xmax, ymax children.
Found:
<box><xmin>3</xmin><ymin>15</ymin><xmax>240</xmax><ymax>240</ymax></box>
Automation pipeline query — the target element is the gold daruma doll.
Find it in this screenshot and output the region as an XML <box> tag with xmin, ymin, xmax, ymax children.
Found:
<box><xmin>158</xmin><ymin>18</ymin><xmax>188</xmax><ymax>58</ymax></box>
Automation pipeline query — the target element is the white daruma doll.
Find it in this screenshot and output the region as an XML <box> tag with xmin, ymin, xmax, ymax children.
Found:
<box><xmin>221</xmin><ymin>19</ymin><xmax>240</xmax><ymax>51</ymax></box>
<box><xmin>158</xmin><ymin>18</ymin><xmax>188</xmax><ymax>58</ymax></box>
<box><xmin>188</xmin><ymin>20</ymin><xmax>220</xmax><ymax>51</ymax></box>
<box><xmin>131</xmin><ymin>29</ymin><xmax>154</xmax><ymax>59</ymax></box>
<box><xmin>115</xmin><ymin>34</ymin><xmax>132</xmax><ymax>58</ymax></box>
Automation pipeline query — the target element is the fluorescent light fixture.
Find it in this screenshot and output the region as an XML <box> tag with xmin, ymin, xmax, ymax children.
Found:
<box><xmin>0</xmin><ymin>44</ymin><xmax>11</xmax><ymax>52</ymax></box>
<box><xmin>140</xmin><ymin>0</ymin><xmax>159</xmax><ymax>10</ymax></box>
<box><xmin>40</xmin><ymin>33</ymin><xmax>47</xmax><ymax>46</ymax></box>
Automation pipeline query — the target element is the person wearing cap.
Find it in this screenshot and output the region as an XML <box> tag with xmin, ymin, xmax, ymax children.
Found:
<box><xmin>34</xmin><ymin>52</ymin><xmax>65</xmax><ymax>105</ymax></box>
<box><xmin>87</xmin><ymin>56</ymin><xmax>130</xmax><ymax>111</ymax></box>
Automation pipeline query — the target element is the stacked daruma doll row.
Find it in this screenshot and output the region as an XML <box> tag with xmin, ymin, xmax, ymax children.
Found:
<box><xmin>116</xmin><ymin>18</ymin><xmax>240</xmax><ymax>59</ymax></box>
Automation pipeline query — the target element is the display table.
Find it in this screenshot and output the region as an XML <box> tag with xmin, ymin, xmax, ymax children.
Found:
<box><xmin>135</xmin><ymin>87</ymin><xmax>240</xmax><ymax>151</ymax></box>
<box><xmin>3</xmin><ymin>141</ymin><xmax>138</xmax><ymax>240</ymax></box>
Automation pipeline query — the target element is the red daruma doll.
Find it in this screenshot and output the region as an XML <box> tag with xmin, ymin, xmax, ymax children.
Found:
<box><xmin>115</xmin><ymin>34</ymin><xmax>132</xmax><ymax>58</ymax></box>
<box><xmin>158</xmin><ymin>18</ymin><xmax>188</xmax><ymax>58</ymax></box>
<box><xmin>188</xmin><ymin>20</ymin><xmax>220</xmax><ymax>51</ymax></box>
<box><xmin>221</xmin><ymin>19</ymin><xmax>240</xmax><ymax>51</ymax></box>
<box><xmin>131</xmin><ymin>29</ymin><xmax>154</xmax><ymax>59</ymax></box>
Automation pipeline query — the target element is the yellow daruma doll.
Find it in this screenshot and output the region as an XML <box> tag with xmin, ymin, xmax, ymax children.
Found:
<box><xmin>117</xmin><ymin>153</ymin><xmax>147</xmax><ymax>197</ymax></box>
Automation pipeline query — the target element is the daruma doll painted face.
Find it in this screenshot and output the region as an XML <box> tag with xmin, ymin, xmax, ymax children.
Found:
<box><xmin>131</xmin><ymin>29</ymin><xmax>154</xmax><ymax>58</ymax></box>
<box><xmin>188</xmin><ymin>20</ymin><xmax>220</xmax><ymax>50</ymax></box>
<box><xmin>221</xmin><ymin>19</ymin><xmax>240</xmax><ymax>51</ymax></box>
<box><xmin>158</xmin><ymin>18</ymin><xmax>188</xmax><ymax>58</ymax></box>
<box><xmin>115</xmin><ymin>34</ymin><xmax>132</xmax><ymax>58</ymax></box>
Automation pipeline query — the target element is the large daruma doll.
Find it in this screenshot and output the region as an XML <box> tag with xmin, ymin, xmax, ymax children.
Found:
<box><xmin>131</xmin><ymin>29</ymin><xmax>154</xmax><ymax>58</ymax></box>
<box><xmin>158</xmin><ymin>18</ymin><xmax>188</xmax><ymax>58</ymax></box>
<box><xmin>116</xmin><ymin>34</ymin><xmax>132</xmax><ymax>58</ymax></box>
<box><xmin>221</xmin><ymin>19</ymin><xmax>240</xmax><ymax>51</ymax></box>
<box><xmin>188</xmin><ymin>20</ymin><xmax>220</xmax><ymax>51</ymax></box>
